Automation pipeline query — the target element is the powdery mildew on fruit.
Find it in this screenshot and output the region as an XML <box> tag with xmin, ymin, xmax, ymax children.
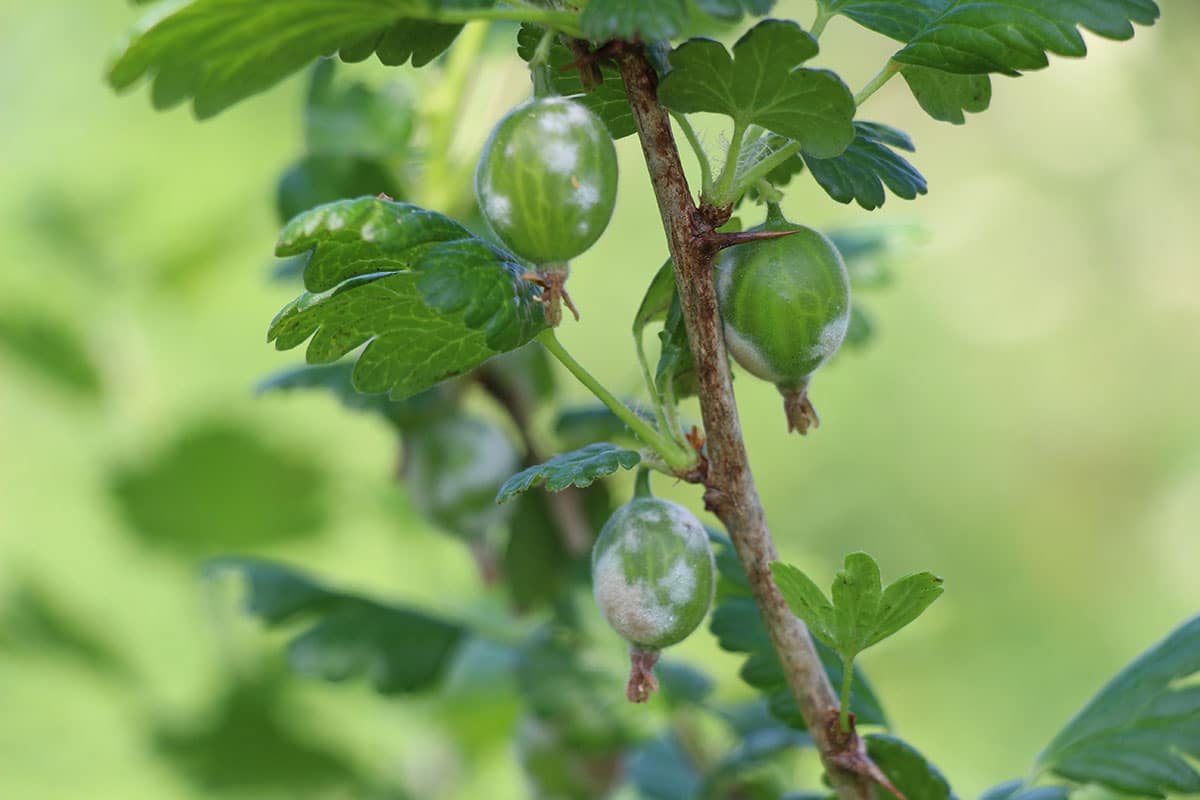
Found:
<box><xmin>811</xmin><ymin>314</ymin><xmax>849</xmax><ymax>361</ymax></box>
<box><xmin>481</xmin><ymin>191</ymin><xmax>513</xmax><ymax>227</ymax></box>
<box><xmin>723</xmin><ymin>323</ymin><xmax>780</xmax><ymax>383</ymax></box>
<box><xmin>542</xmin><ymin>140</ymin><xmax>580</xmax><ymax>174</ymax></box>
<box><xmin>593</xmin><ymin>547</ymin><xmax>682</xmax><ymax>646</ymax></box>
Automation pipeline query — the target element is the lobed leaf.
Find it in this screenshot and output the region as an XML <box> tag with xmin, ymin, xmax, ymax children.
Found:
<box><xmin>207</xmin><ymin>558</ymin><xmax>464</xmax><ymax>694</ymax></box>
<box><xmin>495</xmin><ymin>444</ymin><xmax>641</xmax><ymax>503</ymax></box>
<box><xmin>803</xmin><ymin>121</ymin><xmax>927</xmax><ymax>210</ymax></box>
<box><xmin>109</xmin><ymin>0</ymin><xmax>492</xmax><ymax>118</ymax></box>
<box><xmin>901</xmin><ymin>65</ymin><xmax>991</xmax><ymax>125</ymax></box>
<box><xmin>659</xmin><ymin>20</ymin><xmax>855</xmax><ymax>158</ymax></box>
<box><xmin>581</xmin><ymin>0</ymin><xmax>688</xmax><ymax>42</ymax></box>
<box><xmin>1036</xmin><ymin>614</ymin><xmax>1200</xmax><ymax>797</ymax></box>
<box><xmin>268</xmin><ymin>197</ymin><xmax>547</xmax><ymax>401</ymax></box>
<box><xmin>865</xmin><ymin>734</ymin><xmax>958</xmax><ymax>800</ymax></box>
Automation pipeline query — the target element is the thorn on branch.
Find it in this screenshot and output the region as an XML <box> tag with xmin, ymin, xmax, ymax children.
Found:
<box><xmin>700</xmin><ymin>226</ymin><xmax>808</xmax><ymax>256</ymax></box>
<box><xmin>823</xmin><ymin>711</ymin><xmax>907</xmax><ymax>800</ymax></box>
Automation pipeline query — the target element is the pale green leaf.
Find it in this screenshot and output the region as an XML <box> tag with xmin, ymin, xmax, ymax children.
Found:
<box><xmin>769</xmin><ymin>562</ymin><xmax>835</xmax><ymax>645</ymax></box>
<box><xmin>495</xmin><ymin>443</ymin><xmax>641</xmax><ymax>503</ymax></box>
<box><xmin>658</xmin><ymin>20</ymin><xmax>855</xmax><ymax>158</ymax></box>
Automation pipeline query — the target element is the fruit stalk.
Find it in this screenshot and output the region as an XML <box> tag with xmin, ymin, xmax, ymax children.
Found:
<box><xmin>615</xmin><ymin>45</ymin><xmax>881</xmax><ymax>800</ymax></box>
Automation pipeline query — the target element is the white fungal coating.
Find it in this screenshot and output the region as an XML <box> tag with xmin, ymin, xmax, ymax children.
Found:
<box><xmin>571</xmin><ymin>183</ymin><xmax>600</xmax><ymax>209</ymax></box>
<box><xmin>542</xmin><ymin>140</ymin><xmax>580</xmax><ymax>174</ymax></box>
<box><xmin>812</xmin><ymin>313</ymin><xmax>850</xmax><ymax>361</ymax></box>
<box><xmin>593</xmin><ymin>549</ymin><xmax>679</xmax><ymax>645</ymax></box>
<box><xmin>360</xmin><ymin>222</ymin><xmax>381</xmax><ymax>242</ymax></box>
<box><xmin>482</xmin><ymin>191</ymin><xmax>513</xmax><ymax>227</ymax></box>
<box><xmin>723</xmin><ymin>323</ymin><xmax>781</xmax><ymax>383</ymax></box>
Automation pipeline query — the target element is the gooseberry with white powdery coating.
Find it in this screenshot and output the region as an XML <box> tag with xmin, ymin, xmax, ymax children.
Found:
<box><xmin>716</xmin><ymin>204</ymin><xmax>851</xmax><ymax>434</ymax></box>
<box><xmin>591</xmin><ymin>473</ymin><xmax>715</xmax><ymax>702</ymax></box>
<box><xmin>475</xmin><ymin>96</ymin><xmax>619</xmax><ymax>325</ymax></box>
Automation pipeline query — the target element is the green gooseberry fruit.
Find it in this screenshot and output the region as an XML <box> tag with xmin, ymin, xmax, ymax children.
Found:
<box><xmin>715</xmin><ymin>205</ymin><xmax>851</xmax><ymax>434</ymax></box>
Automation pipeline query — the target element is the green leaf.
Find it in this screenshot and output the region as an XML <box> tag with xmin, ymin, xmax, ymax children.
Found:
<box><xmin>109</xmin><ymin>0</ymin><xmax>489</xmax><ymax>118</ymax></box>
<box><xmin>1036</xmin><ymin>614</ymin><xmax>1200</xmax><ymax>797</ymax></box>
<box><xmin>901</xmin><ymin>65</ymin><xmax>991</xmax><ymax>125</ymax></box>
<box><xmin>802</xmin><ymin>121</ymin><xmax>927</xmax><ymax>210</ymax></box>
<box><xmin>771</xmin><ymin>552</ymin><xmax>943</xmax><ymax>663</ymax></box>
<box><xmin>275</xmin><ymin>155</ymin><xmax>402</xmax><ymax>223</ymax></box>
<box><xmin>819</xmin><ymin>0</ymin><xmax>1160</xmax><ymax>77</ymax></box>
<box><xmin>695</xmin><ymin>0</ymin><xmax>777</xmax><ymax>20</ymax></box>
<box><xmin>659</xmin><ymin>20</ymin><xmax>855</xmax><ymax>158</ymax></box>
<box><xmin>629</xmin><ymin>734</ymin><xmax>701</xmax><ymax>800</ymax></box>
<box><xmin>255</xmin><ymin>361</ymin><xmax>459</xmax><ymax>429</ymax></box>
<box><xmin>0</xmin><ymin>309</ymin><xmax>102</xmax><ymax>400</ymax></box>
<box><xmin>495</xmin><ymin>444</ymin><xmax>641</xmax><ymax>503</ymax></box>
<box><xmin>710</xmin><ymin>534</ymin><xmax>889</xmax><ymax>730</ymax></box>
<box><xmin>865</xmin><ymin>734</ymin><xmax>957</xmax><ymax>800</ymax></box>
<box><xmin>979</xmin><ymin>780</ymin><xmax>1068</xmax><ymax>800</ymax></box>
<box><xmin>632</xmin><ymin>259</ymin><xmax>677</xmax><ymax>339</ymax></box>
<box><xmin>656</xmin><ymin>660</ymin><xmax>715</xmax><ymax>708</ymax></box>
<box><xmin>110</xmin><ymin>421</ymin><xmax>328</xmax><ymax>556</ymax></box>
<box><xmin>553</xmin><ymin>404</ymin><xmax>647</xmax><ymax>450</ymax></box>
<box><xmin>517</xmin><ymin>25</ymin><xmax>635</xmax><ymax>139</ymax></box>
<box><xmin>655</xmin><ymin>293</ymin><xmax>700</xmax><ymax>399</ymax></box>
<box><xmin>207</xmin><ymin>558</ymin><xmax>465</xmax><ymax>694</ymax></box>
<box><xmin>581</xmin><ymin>0</ymin><xmax>688</xmax><ymax>42</ymax></box>
<box><xmin>268</xmin><ymin>197</ymin><xmax>547</xmax><ymax>400</ymax></box>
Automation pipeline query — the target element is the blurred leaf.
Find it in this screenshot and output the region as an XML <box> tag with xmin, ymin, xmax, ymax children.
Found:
<box><xmin>842</xmin><ymin>305</ymin><xmax>875</xmax><ymax>351</ymax></box>
<box><xmin>554</xmin><ymin>404</ymin><xmax>653</xmax><ymax>450</ymax></box>
<box><xmin>208</xmin><ymin>558</ymin><xmax>465</xmax><ymax>694</ymax></box>
<box><xmin>901</xmin><ymin>66</ymin><xmax>991</xmax><ymax>125</ymax></box>
<box><xmin>817</xmin><ymin>0</ymin><xmax>1159</xmax><ymax>75</ymax></box>
<box><xmin>269</xmin><ymin>197</ymin><xmax>547</xmax><ymax>400</ymax></box>
<box><xmin>108</xmin><ymin>0</ymin><xmax>490</xmax><ymax>118</ymax></box>
<box><xmin>111</xmin><ymin>421</ymin><xmax>328</xmax><ymax>555</ymax></box>
<box><xmin>656</xmin><ymin>660</ymin><xmax>715</xmax><ymax>708</ymax></box>
<box><xmin>695</xmin><ymin>0</ymin><xmax>776</xmax><ymax>20</ymax></box>
<box><xmin>504</xmin><ymin>491</ymin><xmax>570</xmax><ymax>611</ymax></box>
<box><xmin>517</xmin><ymin>25</ymin><xmax>636</xmax><ymax>139</ymax></box>
<box><xmin>628</xmin><ymin>734</ymin><xmax>701</xmax><ymax>800</ymax></box>
<box><xmin>474</xmin><ymin>343</ymin><xmax>558</xmax><ymax>416</ymax></box>
<box><xmin>1036</xmin><ymin>614</ymin><xmax>1200</xmax><ymax>797</ymax></box>
<box><xmin>305</xmin><ymin>59</ymin><xmax>415</xmax><ymax>159</ymax></box>
<box><xmin>700</xmin><ymin>722</ymin><xmax>809</xmax><ymax>799</ymax></box>
<box><xmin>979</xmin><ymin>781</ymin><xmax>1068</xmax><ymax>800</ymax></box>
<box><xmin>0</xmin><ymin>579</ymin><xmax>130</xmax><ymax>679</ymax></box>
<box><xmin>276</xmin><ymin>155</ymin><xmax>402</xmax><ymax>223</ymax></box>
<box><xmin>802</xmin><ymin>121</ymin><xmax>927</xmax><ymax>211</ymax></box>
<box><xmin>659</xmin><ymin>20</ymin><xmax>855</xmax><ymax>159</ymax></box>
<box><xmin>152</xmin><ymin>672</ymin><xmax>374</xmax><ymax>794</ymax></box>
<box><xmin>256</xmin><ymin>361</ymin><xmax>460</xmax><ymax>429</ymax></box>
<box><xmin>709</xmin><ymin>534</ymin><xmax>888</xmax><ymax>730</ymax></box>
<box><xmin>656</xmin><ymin>294</ymin><xmax>700</xmax><ymax>398</ymax></box>
<box><xmin>772</xmin><ymin>553</ymin><xmax>943</xmax><ymax>664</ymax></box>
<box><xmin>0</xmin><ymin>310</ymin><xmax>101</xmax><ymax>399</ymax></box>
<box><xmin>497</xmin><ymin>444</ymin><xmax>641</xmax><ymax>503</ymax></box>
<box><xmin>865</xmin><ymin>733</ymin><xmax>957</xmax><ymax>800</ymax></box>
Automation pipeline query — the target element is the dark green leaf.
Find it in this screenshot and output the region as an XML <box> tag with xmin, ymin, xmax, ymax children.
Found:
<box><xmin>0</xmin><ymin>310</ymin><xmax>102</xmax><ymax>399</ymax></box>
<box><xmin>659</xmin><ymin>20</ymin><xmax>855</xmax><ymax>158</ymax></box>
<box><xmin>554</xmin><ymin>405</ymin><xmax>647</xmax><ymax>450</ymax></box>
<box><xmin>110</xmin><ymin>421</ymin><xmax>328</xmax><ymax>556</ymax></box>
<box><xmin>504</xmin><ymin>491</ymin><xmax>575</xmax><ymax>612</ymax></box>
<box><xmin>633</xmin><ymin>259</ymin><xmax>677</xmax><ymax>338</ymax></box>
<box><xmin>656</xmin><ymin>294</ymin><xmax>700</xmax><ymax>398</ymax></box>
<box><xmin>656</xmin><ymin>660</ymin><xmax>715</xmax><ymax>708</ymax></box>
<box><xmin>255</xmin><ymin>361</ymin><xmax>459</xmax><ymax>429</ymax></box>
<box><xmin>710</xmin><ymin>534</ymin><xmax>889</xmax><ymax>730</ymax></box>
<box><xmin>109</xmin><ymin>0</ymin><xmax>490</xmax><ymax>118</ymax></box>
<box><xmin>276</xmin><ymin>155</ymin><xmax>402</xmax><ymax>224</ymax></box>
<box><xmin>803</xmin><ymin>121</ymin><xmax>927</xmax><ymax>210</ymax></box>
<box><xmin>268</xmin><ymin>197</ymin><xmax>547</xmax><ymax>400</ymax></box>
<box><xmin>495</xmin><ymin>444</ymin><xmax>641</xmax><ymax>503</ymax></box>
<box><xmin>819</xmin><ymin>0</ymin><xmax>1159</xmax><ymax>77</ymax></box>
<box><xmin>629</xmin><ymin>734</ymin><xmax>701</xmax><ymax>800</ymax></box>
<box><xmin>581</xmin><ymin>0</ymin><xmax>688</xmax><ymax>42</ymax></box>
<box><xmin>1036</xmin><ymin>614</ymin><xmax>1200</xmax><ymax>797</ymax></box>
<box><xmin>207</xmin><ymin>558</ymin><xmax>465</xmax><ymax>694</ymax></box>
<box><xmin>901</xmin><ymin>66</ymin><xmax>991</xmax><ymax>125</ymax></box>
<box><xmin>517</xmin><ymin>25</ymin><xmax>636</xmax><ymax>139</ymax></box>
<box><xmin>865</xmin><ymin>734</ymin><xmax>957</xmax><ymax>800</ymax></box>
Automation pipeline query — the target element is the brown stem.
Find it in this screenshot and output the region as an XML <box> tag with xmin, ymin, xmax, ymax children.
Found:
<box><xmin>616</xmin><ymin>47</ymin><xmax>881</xmax><ymax>800</ymax></box>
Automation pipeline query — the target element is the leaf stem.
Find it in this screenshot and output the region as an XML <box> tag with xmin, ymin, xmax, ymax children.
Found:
<box><xmin>670</xmin><ymin>111</ymin><xmax>713</xmax><ymax>197</ymax></box>
<box><xmin>710</xmin><ymin>118</ymin><xmax>749</xmax><ymax>207</ymax></box>
<box><xmin>839</xmin><ymin>660</ymin><xmax>855</xmax><ymax>733</ymax></box>
<box><xmin>854</xmin><ymin>59</ymin><xmax>902</xmax><ymax>108</ymax></box>
<box><xmin>729</xmin><ymin>139</ymin><xmax>802</xmax><ymax>205</ymax></box>
<box><xmin>537</xmin><ymin>330</ymin><xmax>697</xmax><ymax>473</ymax></box>
<box><xmin>811</xmin><ymin>5</ymin><xmax>834</xmax><ymax>40</ymax></box>
<box><xmin>634</xmin><ymin>328</ymin><xmax>674</xmax><ymax>439</ymax></box>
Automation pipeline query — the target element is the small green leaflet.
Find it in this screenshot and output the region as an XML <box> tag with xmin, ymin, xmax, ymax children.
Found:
<box><xmin>709</xmin><ymin>532</ymin><xmax>889</xmax><ymax>730</ymax></box>
<box><xmin>207</xmin><ymin>558</ymin><xmax>464</xmax><ymax>694</ymax></box>
<box><xmin>1035</xmin><ymin>614</ymin><xmax>1200</xmax><ymax>797</ymax></box>
<box><xmin>268</xmin><ymin>197</ymin><xmax>547</xmax><ymax>401</ymax></box>
<box><xmin>659</xmin><ymin>20</ymin><xmax>855</xmax><ymax>159</ymax></box>
<box><xmin>865</xmin><ymin>734</ymin><xmax>958</xmax><ymax>800</ymax></box>
<box><xmin>803</xmin><ymin>121</ymin><xmax>927</xmax><ymax>210</ymax></box>
<box><xmin>516</xmin><ymin>25</ymin><xmax>635</xmax><ymax>140</ymax></box>
<box><xmin>495</xmin><ymin>443</ymin><xmax>641</xmax><ymax>503</ymax></box>
<box><xmin>901</xmin><ymin>66</ymin><xmax>991</xmax><ymax>125</ymax></box>
<box><xmin>109</xmin><ymin>0</ymin><xmax>491</xmax><ymax>118</ymax></box>
<box><xmin>771</xmin><ymin>552</ymin><xmax>943</xmax><ymax>664</ymax></box>
<box><xmin>817</xmin><ymin>0</ymin><xmax>1159</xmax><ymax>76</ymax></box>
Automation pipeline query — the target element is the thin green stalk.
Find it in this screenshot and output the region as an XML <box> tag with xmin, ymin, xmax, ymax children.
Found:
<box><xmin>424</xmin><ymin>21</ymin><xmax>490</xmax><ymax>212</ymax></box>
<box><xmin>634</xmin><ymin>330</ymin><xmax>672</xmax><ymax>438</ymax></box>
<box><xmin>811</xmin><ymin>5</ymin><xmax>833</xmax><ymax>40</ymax></box>
<box><xmin>754</xmin><ymin>178</ymin><xmax>783</xmax><ymax>204</ymax></box>
<box><xmin>839</xmin><ymin>661</ymin><xmax>855</xmax><ymax>733</ymax></box>
<box><xmin>710</xmin><ymin>118</ymin><xmax>749</xmax><ymax>206</ymax></box>
<box><xmin>529</xmin><ymin>27</ymin><xmax>557</xmax><ymax>97</ymax></box>
<box><xmin>434</xmin><ymin>5</ymin><xmax>584</xmax><ymax>38</ymax></box>
<box><xmin>854</xmin><ymin>59</ymin><xmax>902</xmax><ymax>108</ymax></box>
<box><xmin>729</xmin><ymin>139</ymin><xmax>802</xmax><ymax>204</ymax></box>
<box><xmin>670</xmin><ymin>111</ymin><xmax>713</xmax><ymax>197</ymax></box>
<box><xmin>661</xmin><ymin>379</ymin><xmax>685</xmax><ymax>444</ymax></box>
<box><xmin>538</xmin><ymin>330</ymin><xmax>697</xmax><ymax>472</ymax></box>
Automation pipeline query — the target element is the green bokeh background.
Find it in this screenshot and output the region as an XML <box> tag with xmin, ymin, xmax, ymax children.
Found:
<box><xmin>1</xmin><ymin>2</ymin><xmax>1198</xmax><ymax>798</ymax></box>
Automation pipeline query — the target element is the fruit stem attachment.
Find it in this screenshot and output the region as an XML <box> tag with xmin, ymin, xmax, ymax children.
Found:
<box><xmin>782</xmin><ymin>385</ymin><xmax>820</xmax><ymax>435</ymax></box>
<box><xmin>627</xmin><ymin>646</ymin><xmax>661</xmax><ymax>703</ymax></box>
<box><xmin>536</xmin><ymin>330</ymin><xmax>698</xmax><ymax>473</ymax></box>
<box><xmin>633</xmin><ymin>468</ymin><xmax>653</xmax><ymax>498</ymax></box>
